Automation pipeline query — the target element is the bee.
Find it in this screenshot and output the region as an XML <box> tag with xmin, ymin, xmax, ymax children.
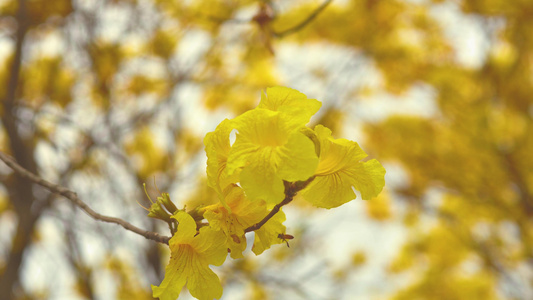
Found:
<box><xmin>278</xmin><ymin>233</ymin><xmax>294</xmax><ymax>248</ymax></box>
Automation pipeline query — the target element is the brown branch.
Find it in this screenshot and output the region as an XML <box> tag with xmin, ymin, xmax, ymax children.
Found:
<box><xmin>245</xmin><ymin>177</ymin><xmax>315</xmax><ymax>233</ymax></box>
<box><xmin>0</xmin><ymin>1</ymin><xmax>39</xmax><ymax>297</ymax></box>
<box><xmin>245</xmin><ymin>192</ymin><xmax>293</xmax><ymax>233</ymax></box>
<box><xmin>0</xmin><ymin>151</ymin><xmax>171</xmax><ymax>245</ymax></box>
<box><xmin>273</xmin><ymin>0</ymin><xmax>333</xmax><ymax>38</ymax></box>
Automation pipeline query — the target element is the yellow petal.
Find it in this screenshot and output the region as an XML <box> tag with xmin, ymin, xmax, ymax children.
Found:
<box><xmin>186</xmin><ymin>258</ymin><xmax>223</xmax><ymax>300</ymax></box>
<box><xmin>301</xmin><ymin>125</ymin><xmax>386</xmax><ymax>208</ymax></box>
<box><xmin>258</xmin><ymin>86</ymin><xmax>321</xmax><ymax>126</ymax></box>
<box><xmin>227</xmin><ymin>109</ymin><xmax>318</xmax><ymax>203</ymax></box>
<box><xmin>226</xmin><ymin>109</ymin><xmax>289</xmax><ymax>175</ymax></box>
<box><xmin>240</xmin><ymin>157</ymin><xmax>285</xmax><ymax>204</ymax></box>
<box><xmin>153</xmin><ymin>212</ymin><xmax>228</xmax><ymax>300</ymax></box>
<box><xmin>252</xmin><ymin>210</ymin><xmax>287</xmax><ymax>255</ymax></box>
<box><xmin>300</xmin><ymin>173</ymin><xmax>356</xmax><ymax>208</ymax></box>
<box><xmin>191</xmin><ymin>226</ymin><xmax>228</xmax><ymax>267</ymax></box>
<box><xmin>155</xmin><ymin>243</ymin><xmax>224</xmax><ymax>300</ymax></box>
<box><xmin>204</xmin><ymin>185</ymin><xmax>267</xmax><ymax>259</ymax></box>
<box><xmin>171</xmin><ymin>211</ymin><xmax>197</xmax><ymax>243</ymax></box>
<box><xmin>313</xmin><ymin>125</ymin><xmax>367</xmax><ymax>175</ymax></box>
<box><xmin>227</xmin><ymin>234</ymin><xmax>247</xmax><ymax>259</ymax></box>
<box><xmin>276</xmin><ymin>131</ymin><xmax>319</xmax><ymax>182</ymax></box>
<box><xmin>151</xmin><ymin>246</ymin><xmax>188</xmax><ymax>300</ymax></box>
<box><xmin>204</xmin><ymin>119</ymin><xmax>239</xmax><ymax>197</ymax></box>
<box><xmin>345</xmin><ymin>159</ymin><xmax>386</xmax><ymax>200</ymax></box>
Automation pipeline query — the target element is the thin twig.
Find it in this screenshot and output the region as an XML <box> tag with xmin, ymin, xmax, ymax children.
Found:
<box><xmin>273</xmin><ymin>0</ymin><xmax>333</xmax><ymax>38</ymax></box>
<box><xmin>245</xmin><ymin>177</ymin><xmax>315</xmax><ymax>233</ymax></box>
<box><xmin>0</xmin><ymin>151</ymin><xmax>171</xmax><ymax>245</ymax></box>
<box><xmin>245</xmin><ymin>193</ymin><xmax>293</xmax><ymax>233</ymax></box>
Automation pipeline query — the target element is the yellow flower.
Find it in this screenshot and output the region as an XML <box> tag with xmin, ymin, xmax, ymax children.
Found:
<box><xmin>301</xmin><ymin>125</ymin><xmax>386</xmax><ymax>208</ymax></box>
<box><xmin>226</xmin><ymin>108</ymin><xmax>318</xmax><ymax>204</ymax></box>
<box><xmin>203</xmin><ymin>185</ymin><xmax>267</xmax><ymax>259</ymax></box>
<box><xmin>152</xmin><ymin>212</ymin><xmax>227</xmax><ymax>300</ymax></box>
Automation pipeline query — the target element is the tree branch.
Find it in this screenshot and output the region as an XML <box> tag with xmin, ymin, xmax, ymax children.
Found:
<box><xmin>0</xmin><ymin>151</ymin><xmax>171</xmax><ymax>245</ymax></box>
<box><xmin>0</xmin><ymin>0</ymin><xmax>41</xmax><ymax>296</ymax></box>
<box><xmin>273</xmin><ymin>0</ymin><xmax>333</xmax><ymax>38</ymax></box>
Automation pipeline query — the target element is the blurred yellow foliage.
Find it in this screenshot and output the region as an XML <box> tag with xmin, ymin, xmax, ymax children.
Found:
<box><xmin>351</xmin><ymin>251</ymin><xmax>367</xmax><ymax>267</ymax></box>
<box><xmin>249</xmin><ymin>282</ymin><xmax>270</xmax><ymax>300</ymax></box>
<box><xmin>124</xmin><ymin>75</ymin><xmax>169</xmax><ymax>98</ymax></box>
<box><xmin>365</xmin><ymin>192</ymin><xmax>392</xmax><ymax>221</ymax></box>
<box><xmin>124</xmin><ymin>127</ymin><xmax>167</xmax><ymax>178</ymax></box>
<box><xmin>149</xmin><ymin>29</ymin><xmax>179</xmax><ymax>59</ymax></box>
<box><xmin>21</xmin><ymin>57</ymin><xmax>75</xmax><ymax>108</ymax></box>
<box><xmin>105</xmin><ymin>257</ymin><xmax>153</xmax><ymax>300</ymax></box>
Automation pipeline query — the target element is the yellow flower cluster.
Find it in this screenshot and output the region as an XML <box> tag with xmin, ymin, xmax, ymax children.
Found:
<box><xmin>152</xmin><ymin>87</ymin><xmax>386</xmax><ymax>300</ymax></box>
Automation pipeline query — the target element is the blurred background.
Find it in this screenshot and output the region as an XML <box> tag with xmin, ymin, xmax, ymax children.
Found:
<box><xmin>1</xmin><ymin>0</ymin><xmax>532</xmax><ymax>299</ymax></box>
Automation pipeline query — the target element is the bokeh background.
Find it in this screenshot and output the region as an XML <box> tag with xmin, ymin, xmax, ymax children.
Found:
<box><xmin>1</xmin><ymin>0</ymin><xmax>532</xmax><ymax>299</ymax></box>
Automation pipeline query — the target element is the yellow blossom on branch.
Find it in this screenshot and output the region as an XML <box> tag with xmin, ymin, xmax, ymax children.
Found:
<box><xmin>152</xmin><ymin>87</ymin><xmax>385</xmax><ymax>300</ymax></box>
<box><xmin>203</xmin><ymin>185</ymin><xmax>268</xmax><ymax>259</ymax></box>
<box><xmin>152</xmin><ymin>211</ymin><xmax>227</xmax><ymax>300</ymax></box>
<box><xmin>226</xmin><ymin>108</ymin><xmax>319</xmax><ymax>204</ymax></box>
<box><xmin>300</xmin><ymin>125</ymin><xmax>386</xmax><ymax>208</ymax></box>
